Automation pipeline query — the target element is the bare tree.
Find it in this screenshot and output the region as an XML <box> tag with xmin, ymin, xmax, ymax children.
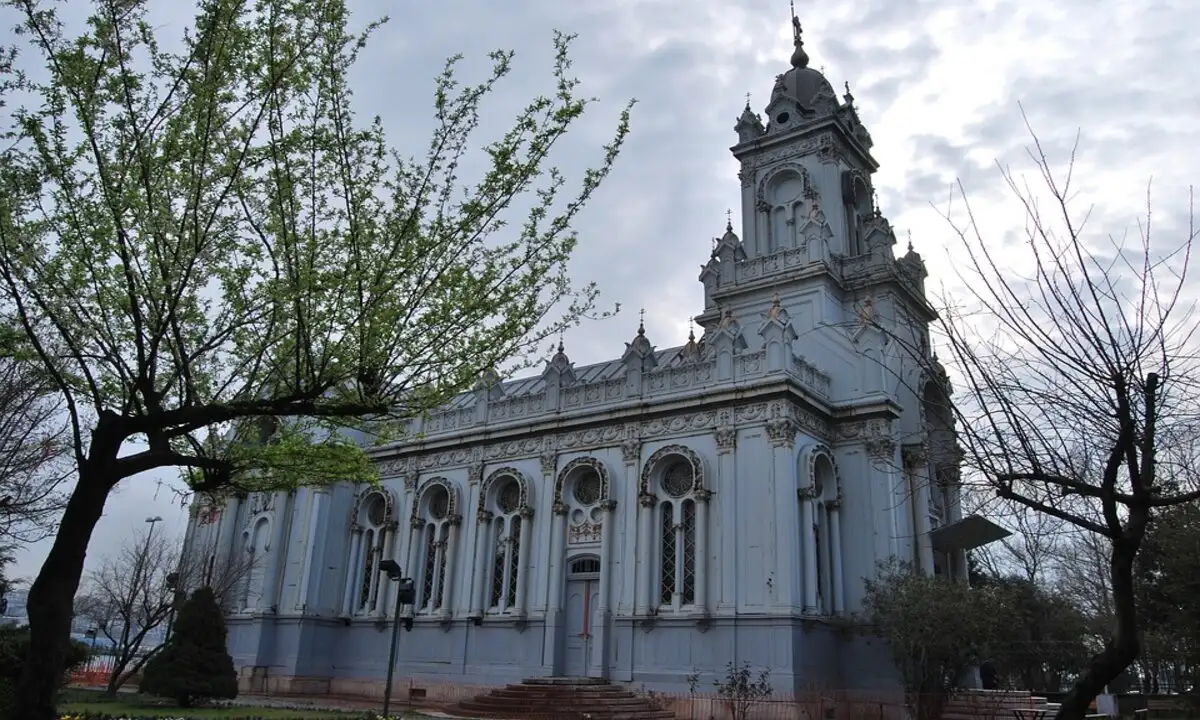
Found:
<box><xmin>969</xmin><ymin>493</ymin><xmax>1067</xmax><ymax>585</ymax></box>
<box><xmin>74</xmin><ymin>528</ymin><xmax>177</xmax><ymax>696</ymax></box>
<box><xmin>930</xmin><ymin>118</ymin><xmax>1199</xmax><ymax>720</ymax></box>
<box><xmin>173</xmin><ymin>531</ymin><xmax>260</xmax><ymax>614</ymax></box>
<box><xmin>74</xmin><ymin>524</ymin><xmax>260</xmax><ymax>697</ymax></box>
<box><xmin>0</xmin><ymin>353</ymin><xmax>72</xmax><ymax>544</ymax></box>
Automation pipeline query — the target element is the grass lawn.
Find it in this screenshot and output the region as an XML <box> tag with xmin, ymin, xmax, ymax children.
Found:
<box><xmin>58</xmin><ymin>688</ymin><xmax>369</xmax><ymax>718</ymax></box>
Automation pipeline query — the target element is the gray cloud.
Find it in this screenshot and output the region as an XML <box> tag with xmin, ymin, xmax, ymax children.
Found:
<box><xmin>9</xmin><ymin>0</ymin><xmax>1198</xmax><ymax>578</ymax></box>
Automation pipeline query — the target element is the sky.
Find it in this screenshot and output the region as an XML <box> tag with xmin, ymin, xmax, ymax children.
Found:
<box><xmin>7</xmin><ymin>0</ymin><xmax>1199</xmax><ymax>583</ymax></box>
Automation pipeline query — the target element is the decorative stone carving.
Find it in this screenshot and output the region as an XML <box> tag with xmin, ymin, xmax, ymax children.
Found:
<box><xmin>350</xmin><ymin>487</ymin><xmax>397</xmax><ymax>528</ymax></box>
<box><xmin>410</xmin><ymin>476</ymin><xmax>460</xmax><ymax>523</ymax></box>
<box><xmin>410</xmin><ymin>517</ymin><xmax>426</xmax><ymax>530</ymax></box>
<box><xmin>466</xmin><ymin>464</ymin><xmax>483</xmax><ymax>486</ymax></box>
<box><xmin>637</xmin><ymin>492</ymin><xmax>657</xmax><ymax>508</ymax></box>
<box><xmin>621</xmin><ymin>438</ymin><xmax>641</xmax><ymax>465</ymax></box>
<box><xmin>554</xmin><ymin>457</ymin><xmax>611</xmax><ymax>506</ymax></box>
<box><xmin>797</xmin><ymin>486</ymin><xmax>819</xmax><ymax>501</ymax></box>
<box><xmin>766</xmin><ymin>418</ymin><xmax>798</xmax><ymax>447</ymax></box>
<box><xmin>478</xmin><ymin>467</ymin><xmax>531</xmax><ymax>514</ymax></box>
<box><xmin>902</xmin><ymin>443</ymin><xmax>928</xmax><ymax>468</ymax></box>
<box><xmin>447</xmin><ymin>513</ymin><xmax>463</xmax><ymax>527</ymax></box>
<box><xmin>714</xmin><ymin>426</ymin><xmax>737</xmax><ymax>453</ymax></box>
<box><xmin>539</xmin><ymin>452</ymin><xmax>557</xmax><ymax>478</ymax></box>
<box><xmin>365</xmin><ymin>400</ymin><xmax>832</xmax><ymax>476</ymax></box>
<box><xmin>552</xmin><ymin>501</ymin><xmax>569</xmax><ymax>516</ymax></box>
<box><xmin>639</xmin><ymin>444</ymin><xmax>706</xmax><ymax>496</ymax></box>
<box><xmin>694</xmin><ymin>488</ymin><xmax>714</xmax><ymax>503</ymax></box>
<box><xmin>599</xmin><ymin>499</ymin><xmax>617</xmax><ymax>512</ymax></box>
<box><xmin>798</xmin><ymin>443</ymin><xmax>842</xmax><ymax>496</ymax></box>
<box><xmin>518</xmin><ymin>504</ymin><xmax>535</xmax><ymax>518</ymax></box>
<box><xmin>476</xmin><ymin>509</ymin><xmax>494</xmax><ymax>524</ymax></box>
<box><xmin>864</xmin><ymin>435</ymin><xmax>897</xmax><ymax>460</ymax></box>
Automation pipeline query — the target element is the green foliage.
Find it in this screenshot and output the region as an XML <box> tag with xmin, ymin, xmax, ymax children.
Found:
<box><xmin>0</xmin><ymin>624</ymin><xmax>89</xmax><ymax>715</ymax></box>
<box><xmin>864</xmin><ymin>559</ymin><xmax>999</xmax><ymax>720</ymax></box>
<box><xmin>1136</xmin><ymin>502</ymin><xmax>1200</xmax><ymax>691</ymax></box>
<box><xmin>973</xmin><ymin>573</ymin><xmax>1091</xmax><ymax>691</ymax></box>
<box><xmin>0</xmin><ymin>0</ymin><xmax>632</xmax><ymax>494</ymax></box>
<box><xmin>685</xmin><ymin>661</ymin><xmax>772</xmax><ymax>720</ymax></box>
<box><xmin>139</xmin><ymin>588</ymin><xmax>237</xmax><ymax>707</ymax></box>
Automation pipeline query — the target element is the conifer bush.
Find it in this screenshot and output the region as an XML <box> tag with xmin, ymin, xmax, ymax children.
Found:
<box><xmin>139</xmin><ymin>587</ymin><xmax>237</xmax><ymax>707</ymax></box>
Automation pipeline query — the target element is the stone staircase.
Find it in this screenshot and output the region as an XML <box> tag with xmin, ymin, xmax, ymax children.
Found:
<box><xmin>445</xmin><ymin>677</ymin><xmax>676</xmax><ymax>720</ymax></box>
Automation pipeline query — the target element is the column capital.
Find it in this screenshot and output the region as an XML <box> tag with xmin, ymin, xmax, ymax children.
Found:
<box><xmin>714</xmin><ymin>426</ymin><xmax>737</xmax><ymax>454</ymax></box>
<box><xmin>621</xmin><ymin>439</ymin><xmax>641</xmax><ymax>466</ymax></box>
<box><xmin>476</xmin><ymin>509</ymin><xmax>494</xmax><ymax>524</ymax></box>
<box><xmin>552</xmin><ymin>501</ymin><xmax>569</xmax><ymax>516</ymax></box>
<box><xmin>518</xmin><ymin>504</ymin><xmax>535</xmax><ymax>518</ymax></box>
<box><xmin>766</xmin><ymin>418</ymin><xmax>798</xmax><ymax>448</ymax></box>
<box><xmin>797</xmin><ymin>485</ymin><xmax>819</xmax><ymax>502</ymax></box>
<box><xmin>599</xmin><ymin>499</ymin><xmax>618</xmax><ymax>512</ymax></box>
<box><xmin>694</xmin><ymin>488</ymin><xmax>713</xmax><ymax>503</ymax></box>
<box><xmin>638</xmin><ymin>492</ymin><xmax>657</xmax><ymax>508</ymax></box>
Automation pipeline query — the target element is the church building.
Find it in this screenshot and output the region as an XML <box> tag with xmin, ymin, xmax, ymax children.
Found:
<box><xmin>182</xmin><ymin>14</ymin><xmax>1004</xmax><ymax>698</ymax></box>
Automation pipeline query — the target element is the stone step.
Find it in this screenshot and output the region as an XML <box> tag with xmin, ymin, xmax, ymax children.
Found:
<box><xmin>445</xmin><ymin>678</ymin><xmax>675</xmax><ymax>720</ymax></box>
<box><xmin>482</xmin><ymin>691</ymin><xmax>648</xmax><ymax>700</ymax></box>
<box><xmin>452</xmin><ymin>703</ymin><xmax>673</xmax><ymax>719</ymax></box>
<box><xmin>500</xmin><ymin>685</ymin><xmax>633</xmax><ymax>696</ymax></box>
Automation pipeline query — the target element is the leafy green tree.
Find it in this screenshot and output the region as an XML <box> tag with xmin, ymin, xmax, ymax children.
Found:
<box><xmin>976</xmin><ymin>574</ymin><xmax>1091</xmax><ymax>691</ymax></box>
<box><xmin>139</xmin><ymin>587</ymin><xmax>237</xmax><ymax>707</ymax></box>
<box><xmin>0</xmin><ymin>0</ymin><xmax>632</xmax><ymax>716</ymax></box>
<box><xmin>863</xmin><ymin>559</ymin><xmax>1000</xmax><ymax>720</ymax></box>
<box><xmin>0</xmin><ymin>625</ymin><xmax>90</xmax><ymax>717</ymax></box>
<box><xmin>1136</xmin><ymin>502</ymin><xmax>1200</xmax><ymax>692</ymax></box>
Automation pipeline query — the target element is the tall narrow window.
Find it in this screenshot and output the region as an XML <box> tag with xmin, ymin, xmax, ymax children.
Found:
<box><xmin>656</xmin><ymin>457</ymin><xmax>700</xmax><ymax>612</ymax></box>
<box><xmin>344</xmin><ymin>491</ymin><xmax>391</xmax><ymax>616</ymax></box>
<box><xmin>414</xmin><ymin>484</ymin><xmax>454</xmax><ymax>615</ymax></box>
<box><xmin>483</xmin><ymin>475</ymin><xmax>528</xmax><ymax>614</ymax></box>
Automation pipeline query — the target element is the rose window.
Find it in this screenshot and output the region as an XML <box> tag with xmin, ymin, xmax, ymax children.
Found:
<box><xmin>572</xmin><ymin>470</ymin><xmax>602</xmax><ymax>506</ymax></box>
<box><xmin>365</xmin><ymin>494</ymin><xmax>387</xmax><ymax>525</ymax></box>
<box><xmin>427</xmin><ymin>486</ymin><xmax>450</xmax><ymax>520</ymax></box>
<box><xmin>498</xmin><ymin>481</ymin><xmax>521</xmax><ymax>514</ymax></box>
<box><xmin>662</xmin><ymin>460</ymin><xmax>694</xmax><ymax>498</ymax></box>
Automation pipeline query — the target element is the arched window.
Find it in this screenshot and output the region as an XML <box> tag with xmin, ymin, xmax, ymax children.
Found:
<box><xmin>241</xmin><ymin>515</ymin><xmax>270</xmax><ymax>612</ymax></box>
<box><xmin>344</xmin><ymin>491</ymin><xmax>393</xmax><ymax>616</ymax></box>
<box><xmin>412</xmin><ymin>482</ymin><xmax>458</xmax><ymax>616</ymax></box>
<box><xmin>800</xmin><ymin>449</ymin><xmax>843</xmax><ymax>615</ymax></box>
<box><xmin>653</xmin><ymin>456</ymin><xmax>700</xmax><ymax>611</ymax></box>
<box><xmin>480</xmin><ymin>473</ymin><xmax>531</xmax><ymax>614</ymax></box>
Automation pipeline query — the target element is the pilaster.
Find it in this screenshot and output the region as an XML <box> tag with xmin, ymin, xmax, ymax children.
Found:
<box><xmin>768</xmin><ymin>417</ymin><xmax>799</xmax><ymax>611</ymax></box>
<box><xmin>903</xmin><ymin>443</ymin><xmax>935</xmax><ymax>574</ymax></box>
<box><xmin>714</xmin><ymin>424</ymin><xmax>737</xmax><ymax>611</ymax></box>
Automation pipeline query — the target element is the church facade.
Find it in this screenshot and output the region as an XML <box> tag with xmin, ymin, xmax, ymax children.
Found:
<box><xmin>183</xmin><ymin>17</ymin><xmax>997</xmax><ymax>698</ymax></box>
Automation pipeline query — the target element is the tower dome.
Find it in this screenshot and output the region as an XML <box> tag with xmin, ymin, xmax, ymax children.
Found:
<box><xmin>770</xmin><ymin>15</ymin><xmax>835</xmax><ymax>111</ymax></box>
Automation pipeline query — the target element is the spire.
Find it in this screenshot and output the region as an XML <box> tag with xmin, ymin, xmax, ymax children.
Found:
<box><xmin>789</xmin><ymin>1</ymin><xmax>809</xmax><ymax>68</ymax></box>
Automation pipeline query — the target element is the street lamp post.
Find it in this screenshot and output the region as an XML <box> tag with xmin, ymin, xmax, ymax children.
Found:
<box><xmin>377</xmin><ymin>559</ymin><xmax>414</xmax><ymax>719</ymax></box>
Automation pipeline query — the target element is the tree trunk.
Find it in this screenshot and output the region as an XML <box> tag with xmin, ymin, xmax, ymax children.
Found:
<box><xmin>1055</xmin><ymin>536</ymin><xmax>1142</xmax><ymax>720</ymax></box>
<box><xmin>13</xmin><ymin>462</ymin><xmax>116</xmax><ymax>720</ymax></box>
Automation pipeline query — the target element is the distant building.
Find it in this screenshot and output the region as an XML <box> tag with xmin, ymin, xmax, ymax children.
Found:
<box><xmin>183</xmin><ymin>11</ymin><xmax>1006</xmax><ymax>699</ymax></box>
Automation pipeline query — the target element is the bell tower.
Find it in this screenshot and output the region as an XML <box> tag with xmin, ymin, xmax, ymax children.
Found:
<box><xmin>696</xmin><ymin>9</ymin><xmax>899</xmax><ymax>328</ymax></box>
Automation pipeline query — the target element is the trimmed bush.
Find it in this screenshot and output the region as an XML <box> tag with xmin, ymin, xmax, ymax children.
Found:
<box><xmin>138</xmin><ymin>587</ymin><xmax>237</xmax><ymax>707</ymax></box>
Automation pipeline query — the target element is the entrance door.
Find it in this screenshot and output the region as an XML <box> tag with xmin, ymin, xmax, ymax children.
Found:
<box><xmin>562</xmin><ymin>556</ymin><xmax>601</xmax><ymax>677</ymax></box>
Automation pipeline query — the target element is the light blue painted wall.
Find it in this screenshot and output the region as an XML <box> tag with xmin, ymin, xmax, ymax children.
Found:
<box><xmin>182</xmin><ymin>40</ymin><xmax>972</xmax><ymax>697</ymax></box>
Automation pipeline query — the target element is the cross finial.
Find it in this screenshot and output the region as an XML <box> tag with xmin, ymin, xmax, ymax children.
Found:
<box><xmin>638</xmin><ymin>308</ymin><xmax>646</xmax><ymax>336</ymax></box>
<box><xmin>745</xmin><ymin>91</ymin><xmax>752</xmax><ymax>109</ymax></box>
<box><xmin>725</xmin><ymin>208</ymin><xmax>733</xmax><ymax>230</ymax></box>
<box><xmin>557</xmin><ymin>329</ymin><xmax>565</xmax><ymax>353</ymax></box>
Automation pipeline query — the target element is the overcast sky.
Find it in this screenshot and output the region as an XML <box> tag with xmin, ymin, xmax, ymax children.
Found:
<box><xmin>8</xmin><ymin>0</ymin><xmax>1198</xmax><ymax>582</ymax></box>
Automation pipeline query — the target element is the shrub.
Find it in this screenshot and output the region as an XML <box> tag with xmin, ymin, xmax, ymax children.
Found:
<box><xmin>138</xmin><ymin>587</ymin><xmax>237</xmax><ymax>707</ymax></box>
